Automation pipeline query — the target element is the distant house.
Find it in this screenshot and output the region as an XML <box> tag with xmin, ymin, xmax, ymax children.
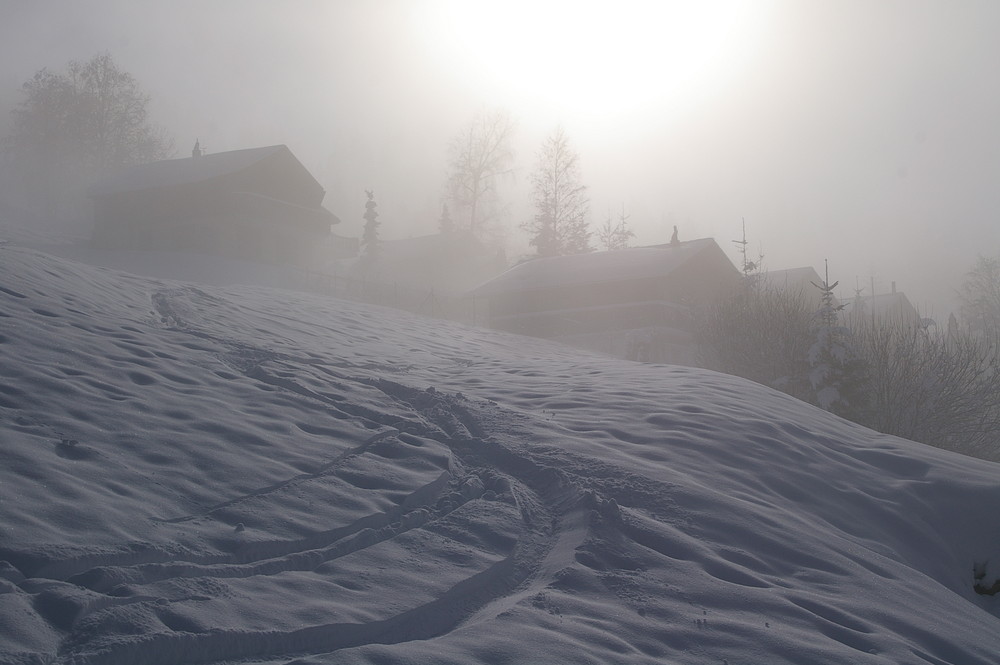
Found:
<box><xmin>324</xmin><ymin>230</ymin><xmax>507</xmax><ymax>320</ymax></box>
<box><xmin>842</xmin><ymin>286</ymin><xmax>922</xmax><ymax>328</ymax></box>
<box><xmin>89</xmin><ymin>144</ymin><xmax>352</xmax><ymax>266</ymax></box>
<box><xmin>357</xmin><ymin>230</ymin><xmax>507</xmax><ymax>295</ymax></box>
<box><xmin>758</xmin><ymin>267</ymin><xmax>827</xmax><ymax>309</ymax></box>
<box><xmin>472</xmin><ymin>238</ymin><xmax>741</xmax><ymax>363</ymax></box>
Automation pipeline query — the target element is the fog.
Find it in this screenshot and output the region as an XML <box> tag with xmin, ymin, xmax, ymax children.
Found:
<box><xmin>2</xmin><ymin>0</ymin><xmax>999</xmax><ymax>317</ymax></box>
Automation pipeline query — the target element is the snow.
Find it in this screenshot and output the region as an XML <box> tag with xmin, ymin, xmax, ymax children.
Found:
<box><xmin>2</xmin><ymin>236</ymin><xmax>1000</xmax><ymax>664</ymax></box>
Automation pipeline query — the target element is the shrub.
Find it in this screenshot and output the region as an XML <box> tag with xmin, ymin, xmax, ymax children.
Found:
<box><xmin>696</xmin><ymin>281</ymin><xmax>814</xmax><ymax>404</ymax></box>
<box><xmin>849</xmin><ymin>320</ymin><xmax>1000</xmax><ymax>459</ymax></box>
<box><xmin>698</xmin><ymin>282</ymin><xmax>1000</xmax><ymax>460</ymax></box>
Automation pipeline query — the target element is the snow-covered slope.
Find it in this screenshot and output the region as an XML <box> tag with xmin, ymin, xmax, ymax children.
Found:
<box><xmin>1</xmin><ymin>243</ymin><xmax>999</xmax><ymax>665</ymax></box>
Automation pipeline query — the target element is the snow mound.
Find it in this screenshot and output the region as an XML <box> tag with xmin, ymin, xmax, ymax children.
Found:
<box><xmin>1</xmin><ymin>244</ymin><xmax>999</xmax><ymax>665</ymax></box>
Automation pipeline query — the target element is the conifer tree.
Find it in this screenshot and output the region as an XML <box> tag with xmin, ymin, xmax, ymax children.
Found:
<box><xmin>732</xmin><ymin>217</ymin><xmax>763</xmax><ymax>282</ymax></box>
<box><xmin>438</xmin><ymin>203</ymin><xmax>453</xmax><ymax>234</ymax></box>
<box><xmin>597</xmin><ymin>210</ymin><xmax>616</xmax><ymax>251</ymax></box>
<box><xmin>361</xmin><ymin>189</ymin><xmax>380</xmax><ymax>262</ymax></box>
<box><xmin>597</xmin><ymin>203</ymin><xmax>635</xmax><ymax>251</ymax></box>
<box><xmin>809</xmin><ymin>260</ymin><xmax>867</xmax><ymax>417</ymax></box>
<box><xmin>523</xmin><ymin>127</ymin><xmax>591</xmax><ymax>256</ymax></box>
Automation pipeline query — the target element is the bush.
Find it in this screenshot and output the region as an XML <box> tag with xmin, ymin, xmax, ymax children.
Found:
<box><xmin>698</xmin><ymin>283</ymin><xmax>1000</xmax><ymax>460</ymax></box>
<box><xmin>849</xmin><ymin>320</ymin><xmax>1000</xmax><ymax>459</ymax></box>
<box><xmin>696</xmin><ymin>281</ymin><xmax>814</xmax><ymax>403</ymax></box>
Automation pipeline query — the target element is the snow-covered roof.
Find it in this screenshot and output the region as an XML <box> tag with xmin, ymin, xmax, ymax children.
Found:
<box><xmin>88</xmin><ymin>145</ymin><xmax>295</xmax><ymax>197</ymax></box>
<box><xmin>473</xmin><ymin>238</ymin><xmax>730</xmax><ymax>297</ymax></box>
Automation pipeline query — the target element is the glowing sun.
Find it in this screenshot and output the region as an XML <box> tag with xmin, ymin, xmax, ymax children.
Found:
<box><xmin>419</xmin><ymin>0</ymin><xmax>770</xmax><ymax>125</ymax></box>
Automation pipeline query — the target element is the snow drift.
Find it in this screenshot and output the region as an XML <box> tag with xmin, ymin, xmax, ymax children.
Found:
<box><xmin>1</xmin><ymin>243</ymin><xmax>999</xmax><ymax>665</ymax></box>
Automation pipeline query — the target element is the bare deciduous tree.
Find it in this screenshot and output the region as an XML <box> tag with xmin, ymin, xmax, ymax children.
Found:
<box><xmin>697</xmin><ymin>281</ymin><xmax>815</xmax><ymax>402</ymax></box>
<box><xmin>850</xmin><ymin>320</ymin><xmax>1000</xmax><ymax>459</ymax></box>
<box><xmin>700</xmin><ymin>276</ymin><xmax>1000</xmax><ymax>460</ymax></box>
<box><xmin>523</xmin><ymin>126</ymin><xmax>591</xmax><ymax>257</ymax></box>
<box><xmin>958</xmin><ymin>255</ymin><xmax>1000</xmax><ymax>335</ymax></box>
<box><xmin>5</xmin><ymin>52</ymin><xmax>172</xmax><ymax>216</ymax></box>
<box><xmin>446</xmin><ymin>109</ymin><xmax>515</xmax><ymax>241</ymax></box>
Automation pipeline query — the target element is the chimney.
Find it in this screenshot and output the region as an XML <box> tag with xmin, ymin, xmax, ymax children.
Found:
<box><xmin>891</xmin><ymin>281</ymin><xmax>896</xmax><ymax>294</ymax></box>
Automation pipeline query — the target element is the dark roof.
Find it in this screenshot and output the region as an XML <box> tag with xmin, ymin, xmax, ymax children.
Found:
<box><xmin>842</xmin><ymin>291</ymin><xmax>919</xmax><ymax>319</ymax></box>
<box><xmin>473</xmin><ymin>238</ymin><xmax>731</xmax><ymax>297</ymax></box>
<box><xmin>762</xmin><ymin>267</ymin><xmax>822</xmax><ymax>286</ymax></box>
<box><xmin>759</xmin><ymin>267</ymin><xmax>825</xmax><ymax>294</ymax></box>
<box><xmin>89</xmin><ymin>145</ymin><xmax>292</xmax><ymax>197</ymax></box>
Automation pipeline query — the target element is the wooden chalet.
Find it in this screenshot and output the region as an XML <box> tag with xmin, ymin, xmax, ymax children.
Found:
<box><xmin>472</xmin><ymin>238</ymin><xmax>741</xmax><ymax>363</ymax></box>
<box><xmin>758</xmin><ymin>267</ymin><xmax>827</xmax><ymax>308</ymax></box>
<box><xmin>360</xmin><ymin>230</ymin><xmax>507</xmax><ymax>294</ymax></box>
<box><xmin>842</xmin><ymin>287</ymin><xmax>922</xmax><ymax>328</ymax></box>
<box><xmin>89</xmin><ymin>144</ymin><xmax>346</xmax><ymax>266</ymax></box>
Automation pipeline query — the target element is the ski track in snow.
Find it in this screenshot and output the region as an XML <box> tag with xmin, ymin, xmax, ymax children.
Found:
<box><xmin>1</xmin><ymin>243</ymin><xmax>1000</xmax><ymax>664</ymax></box>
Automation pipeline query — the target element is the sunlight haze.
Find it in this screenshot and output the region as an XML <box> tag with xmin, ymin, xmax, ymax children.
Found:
<box><xmin>1</xmin><ymin>0</ymin><xmax>999</xmax><ymax>317</ymax></box>
<box><xmin>415</xmin><ymin>0</ymin><xmax>770</xmax><ymax>126</ymax></box>
<box><xmin>5</xmin><ymin>4</ymin><xmax>1000</xmax><ymax>662</ymax></box>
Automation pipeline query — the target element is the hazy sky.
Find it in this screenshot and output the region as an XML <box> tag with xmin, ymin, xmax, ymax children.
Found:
<box><xmin>2</xmin><ymin>0</ymin><xmax>999</xmax><ymax>316</ymax></box>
